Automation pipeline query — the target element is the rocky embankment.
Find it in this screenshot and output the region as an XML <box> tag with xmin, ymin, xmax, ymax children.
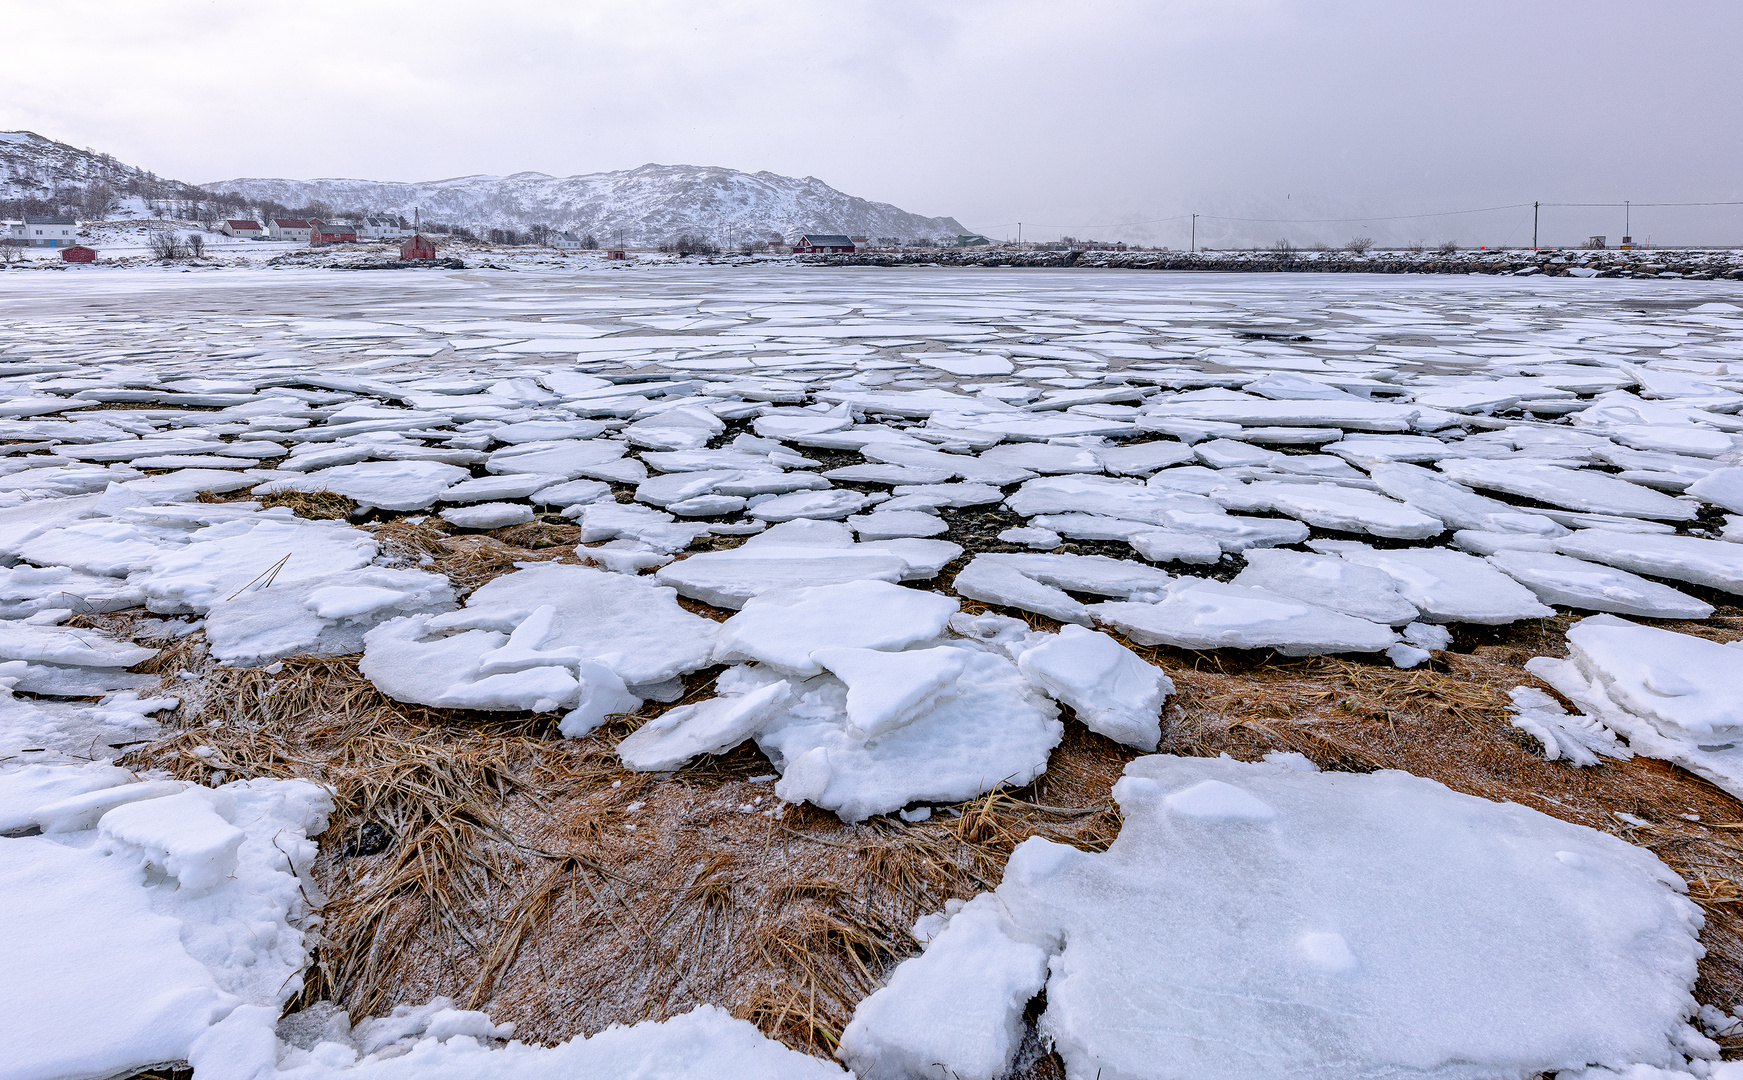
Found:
<box><xmin>805</xmin><ymin>248</ymin><xmax>1743</xmax><ymax>278</ymax></box>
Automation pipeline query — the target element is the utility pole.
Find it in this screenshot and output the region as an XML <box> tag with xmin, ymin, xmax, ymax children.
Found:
<box><xmin>1190</xmin><ymin>213</ymin><xmax>1197</xmax><ymax>252</ymax></box>
<box><xmin>1017</xmin><ymin>222</ymin><xmax>1021</xmax><ymax>246</ymax></box>
<box><xmin>1532</xmin><ymin>201</ymin><xmax>1538</xmax><ymax>250</ymax></box>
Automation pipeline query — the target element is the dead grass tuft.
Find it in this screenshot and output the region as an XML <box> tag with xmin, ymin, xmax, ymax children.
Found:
<box><xmin>261</xmin><ymin>489</ymin><xmax>356</xmax><ymax>520</ymax></box>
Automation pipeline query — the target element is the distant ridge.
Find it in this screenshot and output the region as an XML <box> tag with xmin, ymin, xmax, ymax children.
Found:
<box><xmin>202</xmin><ymin>163</ymin><xmax>966</xmax><ymax>244</ymax></box>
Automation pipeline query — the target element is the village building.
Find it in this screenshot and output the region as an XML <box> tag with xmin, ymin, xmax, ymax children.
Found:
<box><xmin>309</xmin><ymin>221</ymin><xmax>358</xmax><ymax>245</ymax></box>
<box><xmin>221</xmin><ymin>220</ymin><xmax>265</xmax><ymax>239</ymax></box>
<box><xmin>10</xmin><ymin>215</ymin><xmax>78</xmax><ymax>247</ymax></box>
<box><xmin>60</xmin><ymin>245</ymin><xmax>96</xmax><ymax>263</ymax></box>
<box><xmin>359</xmin><ymin>217</ymin><xmax>406</xmax><ymax>240</ymax></box>
<box><xmin>552</xmin><ymin>231</ymin><xmax>584</xmax><ymax>249</ymax></box>
<box><xmin>792</xmin><ymin>233</ymin><xmax>855</xmax><ymax>254</ymax></box>
<box><xmin>268</xmin><ymin>218</ymin><xmax>313</xmax><ymax>242</ymax></box>
<box><xmin>400</xmin><ymin>234</ymin><xmax>438</xmax><ymax>260</ymax></box>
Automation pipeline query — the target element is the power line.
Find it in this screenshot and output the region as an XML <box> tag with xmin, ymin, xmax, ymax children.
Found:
<box><xmin>969</xmin><ymin>198</ymin><xmax>1743</xmax><ymax>236</ymax></box>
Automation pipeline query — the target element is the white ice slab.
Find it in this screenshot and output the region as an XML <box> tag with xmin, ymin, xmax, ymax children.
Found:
<box><xmin>1311</xmin><ymin>541</ymin><xmax>1556</xmax><ymax>625</ymax></box>
<box><xmin>840</xmin><ymin>754</ymin><xmax>1705</xmax><ymax>1080</ymax></box>
<box><xmin>1093</xmin><ymin>578</ymin><xmax>1399</xmax><ymax>655</ymax></box>
<box><xmin>1016</xmin><ymin>625</ymin><xmax>1173</xmax><ymax>750</ymax></box>
<box><xmin>1488</xmin><ymin>550</ymin><xmax>1714</xmax><ymax>619</ymax></box>
<box><xmin>1233</xmin><ymin>549</ymin><xmax>1421</xmax><ymax>625</ymax></box>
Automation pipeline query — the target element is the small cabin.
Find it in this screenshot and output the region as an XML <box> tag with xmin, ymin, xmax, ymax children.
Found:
<box><xmin>607</xmin><ymin>249</ymin><xmax>626</xmax><ymax>260</ymax></box>
<box><xmin>400</xmin><ymin>234</ymin><xmax>438</xmax><ymax>260</ymax></box>
<box><xmin>60</xmin><ymin>245</ymin><xmax>96</xmax><ymax>263</ymax></box>
<box><xmin>793</xmin><ymin>234</ymin><xmax>855</xmax><ymax>254</ymax></box>
<box><xmin>222</xmin><ymin>220</ymin><xmax>265</xmax><ymax>238</ymax></box>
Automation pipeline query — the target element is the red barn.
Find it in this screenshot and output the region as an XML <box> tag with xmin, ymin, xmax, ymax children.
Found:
<box><xmin>60</xmin><ymin>245</ymin><xmax>96</xmax><ymax>263</ymax></box>
<box><xmin>400</xmin><ymin>235</ymin><xmax>438</xmax><ymax>260</ymax></box>
<box><xmin>309</xmin><ymin>221</ymin><xmax>358</xmax><ymax>245</ymax></box>
<box><xmin>792</xmin><ymin>234</ymin><xmax>855</xmax><ymax>254</ymax></box>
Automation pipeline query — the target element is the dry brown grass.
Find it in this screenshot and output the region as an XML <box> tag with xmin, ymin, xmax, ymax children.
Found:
<box><xmin>260</xmin><ymin>489</ymin><xmax>356</xmax><ymax>520</ymax></box>
<box><xmin>113</xmin><ymin>557</ymin><xmax>1743</xmax><ymax>1063</ymax></box>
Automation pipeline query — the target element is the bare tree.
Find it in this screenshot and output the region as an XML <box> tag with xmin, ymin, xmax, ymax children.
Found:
<box><xmin>148</xmin><ymin>230</ymin><xmax>185</xmax><ymax>260</ymax></box>
<box><xmin>185</xmin><ymin>232</ymin><xmax>205</xmax><ymax>258</ymax></box>
<box><xmin>1271</xmin><ymin>238</ymin><xmax>1295</xmax><ymax>253</ymax></box>
<box><xmin>1344</xmin><ymin>236</ymin><xmax>1374</xmax><ymax>254</ymax></box>
<box><xmin>1437</xmin><ymin>240</ymin><xmax>1459</xmax><ymax>255</ymax></box>
<box><xmin>528</xmin><ymin>223</ymin><xmax>553</xmax><ymax>244</ymax></box>
<box><xmin>1405</xmin><ymin>240</ymin><xmax>1425</xmax><ymax>254</ymax></box>
<box><xmin>580</xmin><ymin>233</ymin><xmax>598</xmax><ymax>249</ymax></box>
<box><xmin>0</xmin><ymin>239</ymin><xmax>18</xmax><ymax>268</ymax></box>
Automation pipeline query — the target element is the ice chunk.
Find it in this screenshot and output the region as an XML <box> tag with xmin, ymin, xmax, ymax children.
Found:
<box><xmin>428</xmin><ymin>564</ymin><xmax>718</xmax><ymax>687</ymax></box>
<box><xmin>1312</xmin><ymin>542</ymin><xmax>1556</xmax><ymax>625</ymax></box>
<box><xmin>712</xmin><ymin>580</ymin><xmax>958</xmax><ymax>676</ymax></box>
<box><xmin>560</xmin><ymin>660</ymin><xmax>642</xmax><ymax>737</ymax></box>
<box><xmin>1508</xmin><ymin>686</ymin><xmax>1631</xmax><ymax>767</ymax></box>
<box><xmin>1017</xmin><ymin>625</ymin><xmax>1173</xmax><ymax>750</ymax></box>
<box><xmin>485</xmin><ymin>438</ymin><xmax>628</xmax><ymax>478</ymax></box>
<box><xmin>997</xmin><ymin>526</ymin><xmax>1061</xmax><ymax>550</ymax></box>
<box><xmin>848</xmin><ymin>510</ymin><xmax>948</xmax><ymax>539</ymax></box>
<box><xmin>1093</xmin><ymin>439</ymin><xmax>1197</xmax><ymax>476</ymax></box>
<box><xmin>0</xmin><ymin>761</ymin><xmax>134</xmax><ymax>834</ymax></box>
<box><xmin>1128</xmin><ymin>528</ymin><xmax>1224</xmax><ymax>565</ymax></box>
<box><xmin>1556</xmin><ymin>615</ymin><xmax>1743</xmax><ymax>740</ymax></box>
<box><xmin>838</xmin><ymin>893</ymin><xmax>1053</xmax><ymax>1080</ymax></box>
<box><xmin>1556</xmin><ymin>530</ymin><xmax>1743</xmax><ymax>596</ymax></box>
<box><xmin>618</xmin><ymin>680</ymin><xmax>795</xmax><ymax>770</ymax></box>
<box><xmin>0</xmin><ymin>621</ymin><xmax>156</xmax><ymax>668</ymax></box>
<box><xmin>1688</xmin><ymin>467</ymin><xmax>1743</xmax><ymax>513</ymax></box>
<box><xmin>98</xmin><ymin>786</ymin><xmax>246</xmax><ymax>891</ymax></box>
<box><xmin>136</xmin><ymin>515</ymin><xmax>380</xmax><ymax>614</ymax></box>
<box><xmin>1437</xmin><ymin>459</ymin><xmax>1696</xmax><ymax>521</ymax></box>
<box><xmin>812</xmin><ymin>646</ymin><xmax>968</xmax><ymax>739</ymax></box>
<box><xmin>1366</xmin><ymin>461</ymin><xmax>1567</xmax><ymax>535</ymax></box>
<box><xmin>1006</xmin><ymin>473</ymin><xmax>1215</xmax><ymax>527</ymax></box>
<box><xmin>979</xmin><ymin>442</ymin><xmax>1104</xmax><ymax>474</ymax></box>
<box><xmin>204</xmin><ymin>568</ymin><xmax>455</xmax><ymax>666</ymax></box>
<box><xmin>438</xmin><ymin>472</ymin><xmax>568</xmax><ymax>503</ymax></box>
<box><xmin>1233</xmin><ymin>549</ymin><xmax>1421</xmax><ymax>625</ymax></box>
<box><xmin>748</xmin><ymin>489</ymin><xmax>871</xmax><ymax>521</ymax></box>
<box><xmin>439</xmin><ymin>502</ymin><xmax>535</xmax><ymax>529</ymax></box>
<box><xmin>1094</xmin><ymin>578</ymin><xmax>1400</xmax><ymax>655</ymax></box>
<box><xmin>951</xmin><ymin>552</ymin><xmax>1174</xmax><ymax>626</ymax></box>
<box><xmin>1216</xmin><ymin>480</ymin><xmax>1444</xmax><ymax>539</ymax></box>
<box><xmin>256</xmin><ymin>460</ymin><xmax>469</xmax><ymax>511</ymax></box>
<box><xmin>1488</xmin><ymin>549</ymin><xmax>1714</xmax><ymax>619</ymax></box>
<box><xmin>624</xmin><ymin>406</ymin><xmax>725</xmax><ymax>451</ymax></box>
<box><xmin>844</xmin><ymin>755</ymin><xmax>1705</xmax><ymax>1080</ymax></box>
<box><xmin>761</xmin><ymin>649</ymin><xmax>1062</xmax><ymax>822</ymax></box>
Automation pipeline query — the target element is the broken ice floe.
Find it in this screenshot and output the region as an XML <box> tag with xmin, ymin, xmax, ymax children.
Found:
<box><xmin>839</xmin><ymin>754</ymin><xmax>1708</xmax><ymax>1080</ymax></box>
<box><xmin>1528</xmin><ymin>615</ymin><xmax>1743</xmax><ymax>798</ymax></box>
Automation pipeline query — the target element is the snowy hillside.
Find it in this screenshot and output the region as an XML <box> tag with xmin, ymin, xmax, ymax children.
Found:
<box><xmin>202</xmin><ymin>163</ymin><xmax>967</xmax><ymax>244</ymax></box>
<box><xmin>0</xmin><ymin>130</ymin><xmax>194</xmax><ymax>207</ymax></box>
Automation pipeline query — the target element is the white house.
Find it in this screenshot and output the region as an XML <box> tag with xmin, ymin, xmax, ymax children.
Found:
<box><xmin>10</xmin><ymin>215</ymin><xmax>78</xmax><ymax>247</ymax></box>
<box><xmin>222</xmin><ymin>219</ymin><xmax>266</xmax><ymax>238</ymax></box>
<box><xmin>268</xmin><ymin>218</ymin><xmax>313</xmax><ymax>242</ymax></box>
<box><xmin>552</xmin><ymin>231</ymin><xmax>584</xmax><ymax>249</ymax></box>
<box><xmin>359</xmin><ymin>216</ymin><xmax>406</xmax><ymax>240</ymax></box>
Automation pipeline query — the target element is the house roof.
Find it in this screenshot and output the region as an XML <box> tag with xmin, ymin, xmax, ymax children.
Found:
<box><xmin>272</xmin><ymin>219</ymin><xmax>312</xmax><ymax>229</ymax></box>
<box><xmin>313</xmin><ymin>223</ymin><xmax>356</xmax><ymax>234</ymax></box>
<box><xmin>366</xmin><ymin>217</ymin><xmax>398</xmax><ymax>226</ymax></box>
<box><xmin>227</xmin><ymin>220</ymin><xmax>262</xmax><ymax>230</ymax></box>
<box><xmin>798</xmin><ymin>234</ymin><xmax>853</xmax><ymax>245</ymax></box>
<box><xmin>23</xmin><ymin>215</ymin><xmax>75</xmax><ymax>225</ymax></box>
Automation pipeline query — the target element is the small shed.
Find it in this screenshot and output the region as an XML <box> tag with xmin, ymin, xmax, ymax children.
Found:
<box><xmin>60</xmin><ymin>245</ymin><xmax>96</xmax><ymax>263</ymax></box>
<box><xmin>400</xmin><ymin>234</ymin><xmax>438</xmax><ymax>260</ymax></box>
<box><xmin>607</xmin><ymin>249</ymin><xmax>627</xmax><ymax>260</ymax></box>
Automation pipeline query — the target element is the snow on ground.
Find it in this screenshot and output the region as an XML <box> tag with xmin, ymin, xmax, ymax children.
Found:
<box><xmin>4</xmin><ymin>264</ymin><xmax>1743</xmax><ymax>1075</ymax></box>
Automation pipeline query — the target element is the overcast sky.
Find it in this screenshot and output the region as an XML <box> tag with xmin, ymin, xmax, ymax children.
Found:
<box><xmin>3</xmin><ymin>0</ymin><xmax>1740</xmax><ymax>245</ymax></box>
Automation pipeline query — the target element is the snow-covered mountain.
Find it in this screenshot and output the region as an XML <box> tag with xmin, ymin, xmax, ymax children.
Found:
<box><xmin>201</xmin><ymin>164</ymin><xmax>967</xmax><ymax>244</ymax></box>
<box><xmin>0</xmin><ymin>131</ymin><xmax>195</xmax><ymax>205</ymax></box>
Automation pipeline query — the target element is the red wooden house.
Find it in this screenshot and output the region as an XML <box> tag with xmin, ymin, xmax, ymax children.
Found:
<box><xmin>309</xmin><ymin>221</ymin><xmax>358</xmax><ymax>245</ymax></box>
<box><xmin>400</xmin><ymin>234</ymin><xmax>438</xmax><ymax>260</ymax></box>
<box><xmin>60</xmin><ymin>245</ymin><xmax>96</xmax><ymax>263</ymax></box>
